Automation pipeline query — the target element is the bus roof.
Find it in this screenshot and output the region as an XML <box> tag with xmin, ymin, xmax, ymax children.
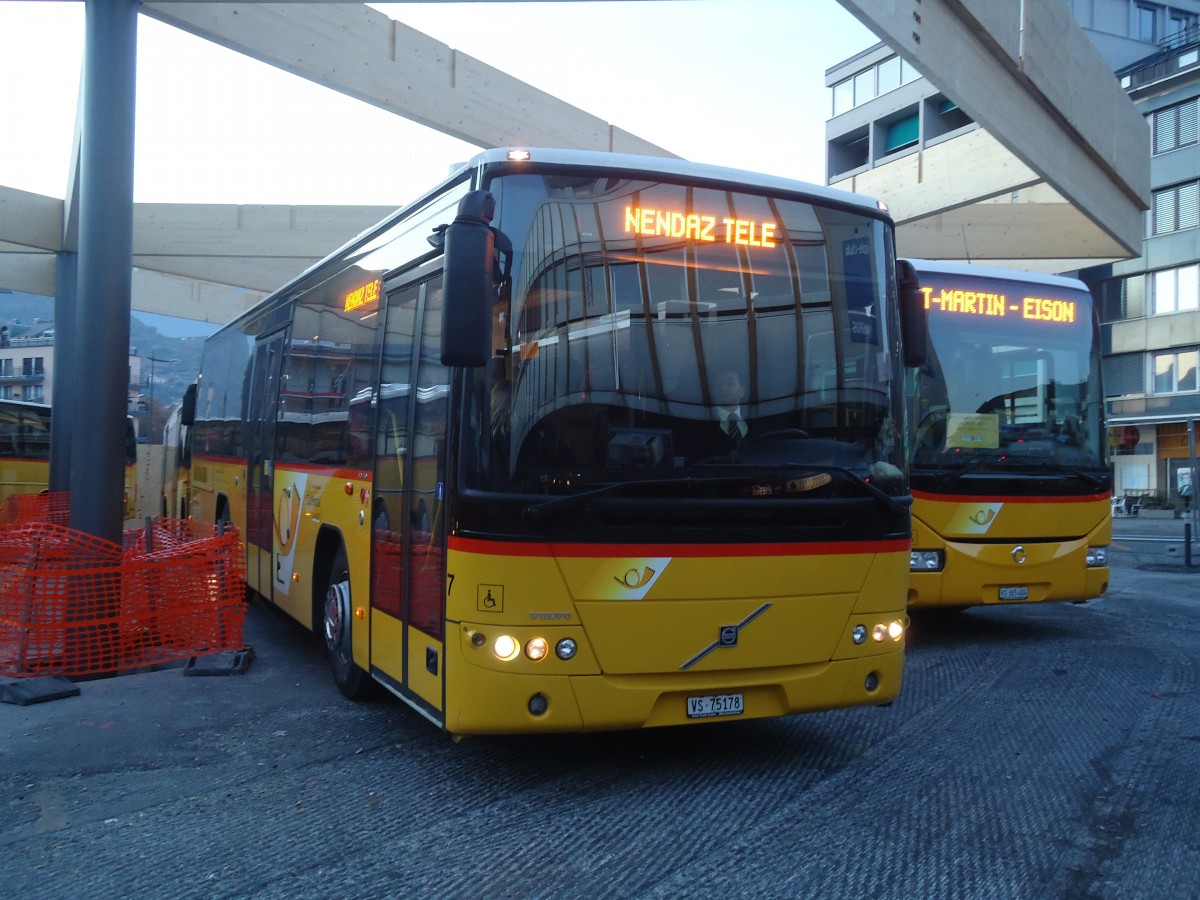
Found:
<box><xmin>903</xmin><ymin>258</ymin><xmax>1090</xmax><ymax>293</ymax></box>
<box><xmin>462</xmin><ymin>147</ymin><xmax>889</xmax><ymax>215</ymax></box>
<box><xmin>217</xmin><ymin>148</ymin><xmax>893</xmax><ymax>335</ymax></box>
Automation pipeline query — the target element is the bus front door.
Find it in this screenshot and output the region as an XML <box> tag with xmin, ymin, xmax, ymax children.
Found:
<box><xmin>369</xmin><ymin>274</ymin><xmax>448</xmax><ymax>716</ymax></box>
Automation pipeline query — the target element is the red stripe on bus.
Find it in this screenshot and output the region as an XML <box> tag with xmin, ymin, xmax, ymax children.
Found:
<box><xmin>192</xmin><ymin>455</ymin><xmax>370</xmax><ymax>482</ymax></box>
<box><xmin>912</xmin><ymin>489</ymin><xmax>1110</xmax><ymax>504</ymax></box>
<box><xmin>448</xmin><ymin>536</ymin><xmax>910</xmax><ymax>557</ymax></box>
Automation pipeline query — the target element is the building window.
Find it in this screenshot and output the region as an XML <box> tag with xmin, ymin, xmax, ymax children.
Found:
<box><xmin>1137</xmin><ymin>3</ymin><xmax>1158</xmax><ymax>42</ymax></box>
<box><xmin>853</xmin><ymin>68</ymin><xmax>875</xmax><ymax>106</ymax></box>
<box><xmin>831</xmin><ymin>55</ymin><xmax>923</xmax><ymax>117</ymax></box>
<box><xmin>1153</xmin><ymin>347</ymin><xmax>1199</xmax><ymax>393</ymax></box>
<box><xmin>1152</xmin><ymin>99</ymin><xmax>1198</xmax><ymax>153</ymax></box>
<box><xmin>1152</xmin><ymin>264</ymin><xmax>1200</xmax><ymax>314</ymax></box>
<box><xmin>877</xmin><ymin>55</ymin><xmax>901</xmax><ymax>94</ymax></box>
<box><xmin>1169</xmin><ymin>10</ymin><xmax>1197</xmax><ymax>37</ymax></box>
<box><xmin>1151</xmin><ymin>181</ymin><xmax>1200</xmax><ymax>234</ymax></box>
<box><xmin>832</xmin><ymin>79</ymin><xmax>854</xmax><ymax>117</ymax></box>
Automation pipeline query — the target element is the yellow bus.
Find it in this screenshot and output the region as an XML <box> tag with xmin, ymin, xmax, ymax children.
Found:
<box><xmin>905</xmin><ymin>259</ymin><xmax>1111</xmax><ymax>609</ymax></box>
<box><xmin>161</xmin><ymin>383</ymin><xmax>194</xmax><ymax>519</ymax></box>
<box><xmin>0</xmin><ymin>398</ymin><xmax>138</xmax><ymax>519</ymax></box>
<box><xmin>189</xmin><ymin>148</ymin><xmax>923</xmax><ymax>734</ymax></box>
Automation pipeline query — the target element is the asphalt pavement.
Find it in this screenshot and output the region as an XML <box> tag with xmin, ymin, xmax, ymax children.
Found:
<box><xmin>1</xmin><ymin>517</ymin><xmax>1196</xmax><ymax>898</ymax></box>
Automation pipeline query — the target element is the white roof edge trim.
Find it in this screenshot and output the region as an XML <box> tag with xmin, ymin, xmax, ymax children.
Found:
<box><xmin>470</xmin><ymin>147</ymin><xmax>887</xmax><ymax>215</ymax></box>
<box><xmin>902</xmin><ymin>258</ymin><xmax>1090</xmax><ymax>292</ymax></box>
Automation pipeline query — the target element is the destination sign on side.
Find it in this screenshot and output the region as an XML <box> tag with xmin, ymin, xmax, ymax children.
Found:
<box><xmin>919</xmin><ymin>285</ymin><xmax>1077</xmax><ymax>323</ymax></box>
<box><xmin>344</xmin><ymin>277</ymin><xmax>382</xmax><ymax>314</ymax></box>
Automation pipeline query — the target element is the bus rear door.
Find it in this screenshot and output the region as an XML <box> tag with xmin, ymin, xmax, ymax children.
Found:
<box><xmin>246</xmin><ymin>330</ymin><xmax>286</xmax><ymax>600</ymax></box>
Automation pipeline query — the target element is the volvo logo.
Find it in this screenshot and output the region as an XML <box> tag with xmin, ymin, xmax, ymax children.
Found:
<box><xmin>1011</xmin><ymin>545</ymin><xmax>1027</xmax><ymax>564</ymax></box>
<box><xmin>680</xmin><ymin>603</ymin><xmax>772</xmax><ymax>670</ymax></box>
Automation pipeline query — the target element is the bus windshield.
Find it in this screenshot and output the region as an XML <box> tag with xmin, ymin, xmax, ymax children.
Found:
<box><xmin>910</xmin><ymin>267</ymin><xmax>1107</xmax><ymax>475</ymax></box>
<box><xmin>465</xmin><ymin>172</ymin><xmax>905</xmax><ymax>500</ymax></box>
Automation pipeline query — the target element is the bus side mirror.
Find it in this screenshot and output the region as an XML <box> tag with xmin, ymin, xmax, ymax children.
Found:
<box><xmin>897</xmin><ymin>259</ymin><xmax>927</xmax><ymax>368</ymax></box>
<box><xmin>180</xmin><ymin>382</ymin><xmax>196</xmax><ymax>427</ymax></box>
<box><xmin>441</xmin><ymin>190</ymin><xmax>499</xmax><ymax>368</ymax></box>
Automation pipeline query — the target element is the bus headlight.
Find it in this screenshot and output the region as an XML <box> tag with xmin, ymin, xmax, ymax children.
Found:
<box><xmin>555</xmin><ymin>638</ymin><xmax>578</xmax><ymax>660</ymax></box>
<box><xmin>1086</xmin><ymin>546</ymin><xmax>1108</xmax><ymax>567</ymax></box>
<box><xmin>492</xmin><ymin>634</ymin><xmax>520</xmax><ymax>661</ymax></box>
<box><xmin>910</xmin><ymin>550</ymin><xmax>944</xmax><ymax>572</ymax></box>
<box><xmin>872</xmin><ymin>620</ymin><xmax>905</xmax><ymax>643</ymax></box>
<box><xmin>525</xmin><ymin>637</ymin><xmax>549</xmax><ymax>661</ymax></box>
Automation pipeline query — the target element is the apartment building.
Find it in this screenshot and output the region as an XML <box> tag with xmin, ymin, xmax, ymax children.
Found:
<box><xmin>826</xmin><ymin>0</ymin><xmax>1200</xmax><ymax>506</ymax></box>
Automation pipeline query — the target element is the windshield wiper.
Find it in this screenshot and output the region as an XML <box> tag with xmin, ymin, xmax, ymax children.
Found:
<box><xmin>940</xmin><ymin>456</ymin><xmax>1010</xmax><ymax>481</ymax></box>
<box><xmin>819</xmin><ymin>465</ymin><xmax>908</xmax><ymax>514</ymax></box>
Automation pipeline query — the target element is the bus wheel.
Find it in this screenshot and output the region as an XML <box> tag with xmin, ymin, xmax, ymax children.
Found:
<box><xmin>322</xmin><ymin>549</ymin><xmax>371</xmax><ymax>699</ymax></box>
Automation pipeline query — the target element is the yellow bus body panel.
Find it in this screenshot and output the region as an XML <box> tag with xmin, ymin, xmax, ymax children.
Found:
<box><xmin>443</xmin><ymin>539</ymin><xmax>908</xmax><ymax>734</ymax></box>
<box><xmin>909</xmin><ymin>493</ymin><xmax>1111</xmax><ymax>608</ymax></box>
<box><xmin>0</xmin><ymin>459</ymin><xmax>48</xmax><ymax>505</ymax></box>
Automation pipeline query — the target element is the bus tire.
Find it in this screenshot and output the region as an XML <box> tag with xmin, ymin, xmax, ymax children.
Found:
<box><xmin>323</xmin><ymin>548</ymin><xmax>372</xmax><ymax>700</ymax></box>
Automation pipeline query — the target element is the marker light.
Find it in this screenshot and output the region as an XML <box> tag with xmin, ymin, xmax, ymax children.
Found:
<box><xmin>507</xmin><ymin>149</ymin><xmax>532</xmax><ymax>161</ymax></box>
<box><xmin>525</xmin><ymin>637</ymin><xmax>549</xmax><ymax>661</ymax></box>
<box><xmin>1086</xmin><ymin>546</ymin><xmax>1109</xmax><ymax>567</ymax></box>
<box><xmin>492</xmin><ymin>634</ymin><xmax>520</xmax><ymax>661</ymax></box>
<box><xmin>556</xmin><ymin>638</ymin><xmax>578</xmax><ymax>660</ymax></box>
<box><xmin>910</xmin><ymin>550</ymin><xmax>945</xmax><ymax>572</ymax></box>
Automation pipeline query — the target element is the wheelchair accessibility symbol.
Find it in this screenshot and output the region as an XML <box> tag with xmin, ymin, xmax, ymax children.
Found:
<box><xmin>477</xmin><ymin>584</ymin><xmax>504</xmax><ymax>613</ymax></box>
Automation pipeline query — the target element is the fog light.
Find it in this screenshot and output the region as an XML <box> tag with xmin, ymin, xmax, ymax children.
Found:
<box><xmin>555</xmin><ymin>638</ymin><xmax>578</xmax><ymax>660</ymax></box>
<box><xmin>525</xmin><ymin>637</ymin><xmax>548</xmax><ymax>661</ymax></box>
<box><xmin>528</xmin><ymin>693</ymin><xmax>548</xmax><ymax>715</ymax></box>
<box><xmin>493</xmin><ymin>634</ymin><xmax>520</xmax><ymax>661</ymax></box>
<box><xmin>910</xmin><ymin>550</ymin><xmax>944</xmax><ymax>572</ymax></box>
<box><xmin>1086</xmin><ymin>546</ymin><xmax>1108</xmax><ymax>567</ymax></box>
<box><xmin>852</xmin><ymin>624</ymin><xmax>867</xmax><ymax>645</ymax></box>
<box><xmin>864</xmin><ymin>671</ymin><xmax>880</xmax><ymax>692</ymax></box>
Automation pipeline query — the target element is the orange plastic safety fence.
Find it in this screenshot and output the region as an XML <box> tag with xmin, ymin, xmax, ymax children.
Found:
<box><xmin>0</xmin><ymin>515</ymin><xmax>246</xmax><ymax>678</ymax></box>
<box><xmin>0</xmin><ymin>491</ymin><xmax>70</xmax><ymax>526</ymax></box>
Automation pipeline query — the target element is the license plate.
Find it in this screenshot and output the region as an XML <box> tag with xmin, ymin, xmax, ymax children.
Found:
<box><xmin>999</xmin><ymin>586</ymin><xmax>1029</xmax><ymax>600</ymax></box>
<box><xmin>687</xmin><ymin>692</ymin><xmax>744</xmax><ymax>718</ymax></box>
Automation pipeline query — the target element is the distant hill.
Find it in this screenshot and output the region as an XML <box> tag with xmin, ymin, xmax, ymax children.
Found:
<box><xmin>0</xmin><ymin>289</ymin><xmax>205</xmax><ymax>413</ymax></box>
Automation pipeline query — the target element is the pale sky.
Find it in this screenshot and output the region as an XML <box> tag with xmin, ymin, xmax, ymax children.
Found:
<box><xmin>0</xmin><ymin>1</ymin><xmax>877</xmax><ymax>207</ymax></box>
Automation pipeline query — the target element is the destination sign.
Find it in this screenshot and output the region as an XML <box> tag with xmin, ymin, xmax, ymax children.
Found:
<box><xmin>624</xmin><ymin>206</ymin><xmax>777</xmax><ymax>248</ymax></box>
<box><xmin>344</xmin><ymin>277</ymin><xmax>382</xmax><ymax>314</ymax></box>
<box><xmin>920</xmin><ymin>285</ymin><xmax>1077</xmax><ymax>323</ymax></box>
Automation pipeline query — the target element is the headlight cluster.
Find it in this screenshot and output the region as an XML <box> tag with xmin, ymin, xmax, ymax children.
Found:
<box><xmin>1086</xmin><ymin>546</ymin><xmax>1109</xmax><ymax>567</ymax></box>
<box><xmin>472</xmin><ymin>630</ymin><xmax>577</xmax><ymax>662</ymax></box>
<box><xmin>852</xmin><ymin>619</ymin><xmax>905</xmax><ymax>645</ymax></box>
<box><xmin>910</xmin><ymin>550</ymin><xmax>944</xmax><ymax>572</ymax></box>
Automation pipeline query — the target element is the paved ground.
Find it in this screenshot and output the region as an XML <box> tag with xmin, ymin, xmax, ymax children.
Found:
<box><xmin>1</xmin><ymin>517</ymin><xmax>1196</xmax><ymax>899</ymax></box>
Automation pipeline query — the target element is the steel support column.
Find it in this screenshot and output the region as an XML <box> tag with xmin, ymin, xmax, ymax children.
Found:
<box><xmin>50</xmin><ymin>251</ymin><xmax>77</xmax><ymax>493</ymax></box>
<box><xmin>71</xmin><ymin>0</ymin><xmax>138</xmax><ymax>543</ymax></box>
